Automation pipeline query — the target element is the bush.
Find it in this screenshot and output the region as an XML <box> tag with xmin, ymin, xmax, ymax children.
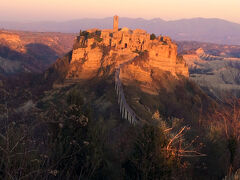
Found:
<box><xmin>95</xmin><ymin>30</ymin><xmax>101</xmax><ymax>37</ymax></box>
<box><xmin>94</xmin><ymin>36</ymin><xmax>103</xmax><ymax>43</ymax></box>
<box><xmin>150</xmin><ymin>33</ymin><xmax>157</xmax><ymax>40</ymax></box>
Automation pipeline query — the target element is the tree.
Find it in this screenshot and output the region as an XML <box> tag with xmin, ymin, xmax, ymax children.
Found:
<box><xmin>123</xmin><ymin>125</ymin><xmax>177</xmax><ymax>180</ymax></box>
<box><xmin>213</xmin><ymin>98</ymin><xmax>240</xmax><ymax>176</ymax></box>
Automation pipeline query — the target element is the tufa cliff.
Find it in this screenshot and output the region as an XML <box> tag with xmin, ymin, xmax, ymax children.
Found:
<box><xmin>48</xmin><ymin>16</ymin><xmax>189</xmax><ymax>94</ymax></box>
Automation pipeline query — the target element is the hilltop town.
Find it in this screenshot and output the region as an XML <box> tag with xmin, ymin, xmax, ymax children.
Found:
<box><xmin>65</xmin><ymin>16</ymin><xmax>188</xmax><ymax>81</ymax></box>
<box><xmin>51</xmin><ymin>16</ymin><xmax>188</xmax><ymax>94</ymax></box>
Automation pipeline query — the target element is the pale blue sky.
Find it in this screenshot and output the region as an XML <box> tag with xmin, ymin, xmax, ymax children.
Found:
<box><xmin>1</xmin><ymin>0</ymin><xmax>240</xmax><ymax>23</ymax></box>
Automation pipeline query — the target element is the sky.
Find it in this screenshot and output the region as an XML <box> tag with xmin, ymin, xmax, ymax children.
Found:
<box><xmin>1</xmin><ymin>0</ymin><xmax>240</xmax><ymax>23</ymax></box>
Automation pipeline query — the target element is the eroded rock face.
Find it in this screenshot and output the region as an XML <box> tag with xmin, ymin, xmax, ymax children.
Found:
<box><xmin>0</xmin><ymin>30</ymin><xmax>75</xmax><ymax>74</ymax></box>
<box><xmin>67</xmin><ymin>46</ymin><xmax>103</xmax><ymax>79</ymax></box>
<box><xmin>120</xmin><ymin>50</ymin><xmax>189</xmax><ymax>95</ymax></box>
<box><xmin>64</xmin><ymin>28</ymin><xmax>189</xmax><ymax>81</ymax></box>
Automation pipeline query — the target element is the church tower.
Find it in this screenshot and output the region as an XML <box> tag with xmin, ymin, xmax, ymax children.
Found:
<box><xmin>113</xmin><ymin>15</ymin><xmax>119</xmax><ymax>32</ymax></box>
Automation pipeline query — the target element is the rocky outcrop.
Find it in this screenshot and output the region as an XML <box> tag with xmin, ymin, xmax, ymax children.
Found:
<box><xmin>63</xmin><ymin>26</ymin><xmax>188</xmax><ymax>82</ymax></box>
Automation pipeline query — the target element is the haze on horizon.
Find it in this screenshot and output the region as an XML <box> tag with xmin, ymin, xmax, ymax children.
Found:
<box><xmin>1</xmin><ymin>0</ymin><xmax>240</xmax><ymax>23</ymax></box>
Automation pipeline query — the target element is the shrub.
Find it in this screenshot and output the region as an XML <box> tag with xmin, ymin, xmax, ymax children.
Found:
<box><xmin>94</xmin><ymin>36</ymin><xmax>103</xmax><ymax>43</ymax></box>
<box><xmin>67</xmin><ymin>89</ymin><xmax>84</xmax><ymax>106</ymax></box>
<box><xmin>95</xmin><ymin>30</ymin><xmax>101</xmax><ymax>37</ymax></box>
<box><xmin>80</xmin><ymin>31</ymin><xmax>89</xmax><ymax>38</ymax></box>
<box><xmin>150</xmin><ymin>33</ymin><xmax>157</xmax><ymax>40</ymax></box>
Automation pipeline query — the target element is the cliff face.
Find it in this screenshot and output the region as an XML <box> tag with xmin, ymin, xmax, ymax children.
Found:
<box><xmin>60</xmin><ymin>28</ymin><xmax>188</xmax><ymax>83</ymax></box>
<box><xmin>120</xmin><ymin>50</ymin><xmax>189</xmax><ymax>94</ymax></box>
<box><xmin>67</xmin><ymin>46</ymin><xmax>103</xmax><ymax>79</ymax></box>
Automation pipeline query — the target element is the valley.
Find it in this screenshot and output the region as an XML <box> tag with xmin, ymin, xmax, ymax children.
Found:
<box><xmin>179</xmin><ymin>43</ymin><xmax>240</xmax><ymax>98</ymax></box>
<box><xmin>0</xmin><ymin>29</ymin><xmax>75</xmax><ymax>74</ymax></box>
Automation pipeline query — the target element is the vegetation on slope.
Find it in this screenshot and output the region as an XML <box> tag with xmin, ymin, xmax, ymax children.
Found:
<box><xmin>0</xmin><ymin>69</ymin><xmax>240</xmax><ymax>179</ymax></box>
<box><xmin>1</xmin><ymin>37</ymin><xmax>240</xmax><ymax>179</ymax></box>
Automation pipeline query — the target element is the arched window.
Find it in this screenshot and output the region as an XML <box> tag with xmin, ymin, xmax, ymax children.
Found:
<box><xmin>125</xmin><ymin>43</ymin><xmax>128</xmax><ymax>48</ymax></box>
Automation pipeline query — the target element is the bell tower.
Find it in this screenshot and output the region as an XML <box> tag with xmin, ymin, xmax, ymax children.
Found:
<box><xmin>113</xmin><ymin>15</ymin><xmax>119</xmax><ymax>32</ymax></box>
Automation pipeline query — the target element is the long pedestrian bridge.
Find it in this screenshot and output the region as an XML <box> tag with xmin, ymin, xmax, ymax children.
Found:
<box><xmin>115</xmin><ymin>58</ymin><xmax>140</xmax><ymax>125</ymax></box>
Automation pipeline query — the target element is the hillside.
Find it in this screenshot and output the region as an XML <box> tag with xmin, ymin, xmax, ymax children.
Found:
<box><xmin>178</xmin><ymin>41</ymin><xmax>240</xmax><ymax>58</ymax></box>
<box><xmin>0</xmin><ymin>30</ymin><xmax>75</xmax><ymax>74</ymax></box>
<box><xmin>2</xmin><ymin>17</ymin><xmax>240</xmax><ymax>45</ymax></box>
<box><xmin>179</xmin><ymin>42</ymin><xmax>240</xmax><ymax>97</ymax></box>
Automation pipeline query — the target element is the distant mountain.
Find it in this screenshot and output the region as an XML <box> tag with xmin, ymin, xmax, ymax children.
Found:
<box><xmin>1</xmin><ymin>17</ymin><xmax>240</xmax><ymax>45</ymax></box>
